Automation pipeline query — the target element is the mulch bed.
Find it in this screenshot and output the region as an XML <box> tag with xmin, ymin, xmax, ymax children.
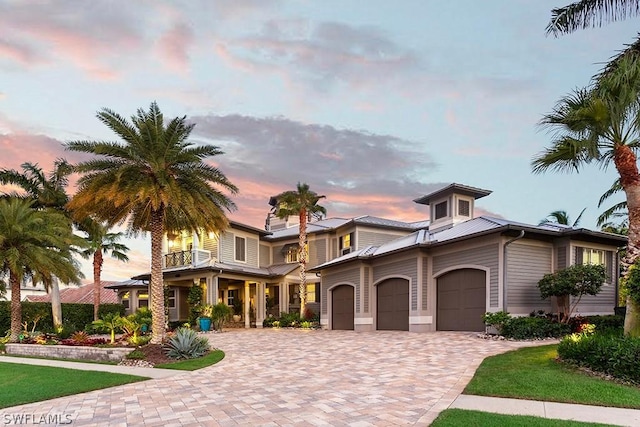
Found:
<box><xmin>138</xmin><ymin>344</ymin><xmax>174</xmax><ymax>365</ymax></box>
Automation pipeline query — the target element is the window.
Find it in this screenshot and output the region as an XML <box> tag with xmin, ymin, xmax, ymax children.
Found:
<box><xmin>306</xmin><ymin>283</ymin><xmax>319</xmax><ymax>303</ymax></box>
<box><xmin>578</xmin><ymin>248</ymin><xmax>606</xmax><ymax>266</ymax></box>
<box><xmin>228</xmin><ymin>289</ymin><xmax>238</xmax><ymax>306</ymax></box>
<box><xmin>137</xmin><ymin>290</ymin><xmax>149</xmax><ymax>308</ymax></box>
<box><xmin>458</xmin><ymin>199</ymin><xmax>470</xmax><ymax>217</ymax></box>
<box><xmin>235</xmin><ymin>236</ymin><xmax>246</xmax><ymax>262</ymax></box>
<box><xmin>435</xmin><ymin>201</ymin><xmax>448</xmax><ymax>220</ymax></box>
<box><xmin>284</xmin><ymin>244</ymin><xmax>308</xmax><ymax>263</ymax></box>
<box><xmin>167</xmin><ymin>289</ymin><xmax>176</xmax><ymax>309</ymax></box>
<box><xmin>339</xmin><ymin>232</ymin><xmax>354</xmax><ymax>250</ymax></box>
<box><xmin>121</xmin><ymin>292</ymin><xmax>130</xmax><ymax>310</ymax></box>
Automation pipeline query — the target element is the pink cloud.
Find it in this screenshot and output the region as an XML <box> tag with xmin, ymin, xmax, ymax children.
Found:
<box><xmin>157</xmin><ymin>22</ymin><xmax>194</xmax><ymax>73</ymax></box>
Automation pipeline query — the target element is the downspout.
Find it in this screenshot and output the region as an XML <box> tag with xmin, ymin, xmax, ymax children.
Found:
<box><xmin>503</xmin><ymin>230</ymin><xmax>525</xmax><ymax>312</ymax></box>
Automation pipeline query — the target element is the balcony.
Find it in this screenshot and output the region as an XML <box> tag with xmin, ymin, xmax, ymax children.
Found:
<box><xmin>163</xmin><ymin>249</ymin><xmax>211</xmax><ymax>269</ymax></box>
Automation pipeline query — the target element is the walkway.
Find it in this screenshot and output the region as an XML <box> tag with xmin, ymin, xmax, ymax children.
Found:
<box><xmin>0</xmin><ymin>330</ymin><xmax>612</xmax><ymax>426</ymax></box>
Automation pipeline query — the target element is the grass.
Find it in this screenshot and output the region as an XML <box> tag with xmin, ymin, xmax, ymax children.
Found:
<box><xmin>465</xmin><ymin>344</ymin><xmax>640</xmax><ymax>409</ymax></box>
<box><xmin>0</xmin><ymin>362</ymin><xmax>148</xmax><ymax>408</ymax></box>
<box><xmin>3</xmin><ymin>354</ymin><xmax>119</xmax><ymax>365</ymax></box>
<box><xmin>155</xmin><ymin>349</ymin><xmax>224</xmax><ymax>370</ymax></box>
<box><xmin>431</xmin><ymin>409</ymin><xmax>615</xmax><ymax>427</ymax></box>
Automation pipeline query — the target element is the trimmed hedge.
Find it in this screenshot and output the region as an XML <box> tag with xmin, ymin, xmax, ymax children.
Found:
<box><xmin>0</xmin><ymin>301</ymin><xmax>124</xmax><ymax>334</ymax></box>
<box><xmin>558</xmin><ymin>331</ymin><xmax>640</xmax><ymax>384</ymax></box>
<box><xmin>501</xmin><ymin>317</ymin><xmax>571</xmax><ymax>340</ymax></box>
<box><xmin>569</xmin><ymin>315</ymin><xmax>625</xmax><ymax>333</ymax></box>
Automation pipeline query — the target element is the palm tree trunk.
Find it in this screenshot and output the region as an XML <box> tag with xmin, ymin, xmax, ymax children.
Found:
<box><xmin>93</xmin><ymin>250</ymin><xmax>103</xmax><ymax>321</ymax></box>
<box><xmin>50</xmin><ymin>278</ymin><xmax>62</xmax><ymax>331</ymax></box>
<box><xmin>150</xmin><ymin>208</ymin><xmax>166</xmax><ymax>344</ymax></box>
<box><xmin>9</xmin><ymin>271</ymin><xmax>21</xmax><ymax>343</ymax></box>
<box><xmin>614</xmin><ymin>144</ymin><xmax>640</xmax><ymax>336</ymax></box>
<box><xmin>298</xmin><ymin>209</ymin><xmax>307</xmax><ymax>318</ymax></box>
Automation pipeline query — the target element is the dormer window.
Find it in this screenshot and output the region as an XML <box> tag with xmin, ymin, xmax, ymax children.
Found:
<box><xmin>339</xmin><ymin>232</ymin><xmax>354</xmax><ymax>255</ymax></box>
<box><xmin>434</xmin><ymin>201</ymin><xmax>448</xmax><ymax>220</ymax></box>
<box><xmin>458</xmin><ymin>199</ymin><xmax>470</xmax><ymax>217</ymax></box>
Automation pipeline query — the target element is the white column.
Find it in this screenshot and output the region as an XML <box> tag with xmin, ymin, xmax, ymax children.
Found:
<box><xmin>256</xmin><ymin>282</ymin><xmax>265</xmax><ymax>328</ymax></box>
<box><xmin>281</xmin><ymin>282</ymin><xmax>289</xmax><ymax>314</ymax></box>
<box><xmin>192</xmin><ymin>231</ymin><xmax>200</xmax><ymax>266</ymax></box>
<box><xmin>244</xmin><ymin>282</ymin><xmax>250</xmax><ymax>328</ymax></box>
<box><xmin>211</xmin><ymin>276</ymin><xmax>219</xmax><ymax>304</ymax></box>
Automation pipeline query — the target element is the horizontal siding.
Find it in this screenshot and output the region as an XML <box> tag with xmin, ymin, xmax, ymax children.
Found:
<box><xmin>506</xmin><ymin>242</ymin><xmax>552</xmax><ymax>312</ymax></box>
<box><xmin>272</xmin><ymin>242</ymin><xmax>291</xmax><ymax>265</ymax></box>
<box><xmin>308</xmin><ymin>239</ymin><xmax>327</xmax><ymax>268</ymax></box>
<box><xmin>202</xmin><ymin>235</ymin><xmax>218</xmax><ymax>259</ymax></box>
<box><xmin>247</xmin><ymin>237</ymin><xmax>258</xmax><ymax>267</ymax></box>
<box><xmin>259</xmin><ymin>244</ymin><xmax>270</xmax><ymax>268</ymax></box>
<box><xmin>358</xmin><ymin>230</ymin><xmax>407</xmax><ymax>248</ymax></box>
<box><xmin>220</xmin><ymin>232</ymin><xmax>234</xmax><ymax>263</ymax></box>
<box><xmin>556</xmin><ymin>246</ymin><xmax>567</xmax><ymax>271</ymax></box>
<box><xmin>433</xmin><ymin>243</ymin><xmax>499</xmax><ymax>307</ymax></box>
<box><xmin>364</xmin><ymin>267</ymin><xmax>370</xmax><ymax>313</ymax></box>
<box><xmin>373</xmin><ymin>257</ymin><xmax>418</xmax><ymax>311</ymax></box>
<box><xmin>322</xmin><ymin>267</ymin><xmax>361</xmax><ymax>315</ymax></box>
<box><xmin>422</xmin><ymin>257</ymin><xmax>428</xmax><ymax>310</ymax></box>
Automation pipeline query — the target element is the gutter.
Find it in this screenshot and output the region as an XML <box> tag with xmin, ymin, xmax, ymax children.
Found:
<box><xmin>503</xmin><ymin>230</ymin><xmax>525</xmax><ymax>312</ymax></box>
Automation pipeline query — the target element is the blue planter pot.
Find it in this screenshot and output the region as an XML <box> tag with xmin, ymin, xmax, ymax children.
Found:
<box><xmin>199</xmin><ymin>317</ymin><xmax>212</xmax><ymax>332</ymax></box>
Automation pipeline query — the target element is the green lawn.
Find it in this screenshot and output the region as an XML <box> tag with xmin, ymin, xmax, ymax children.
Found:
<box><xmin>465</xmin><ymin>344</ymin><xmax>640</xmax><ymax>408</ymax></box>
<box><xmin>155</xmin><ymin>349</ymin><xmax>225</xmax><ymax>370</ymax></box>
<box><xmin>0</xmin><ymin>362</ymin><xmax>148</xmax><ymax>408</ymax></box>
<box><xmin>431</xmin><ymin>409</ymin><xmax>616</xmax><ymax>427</ymax></box>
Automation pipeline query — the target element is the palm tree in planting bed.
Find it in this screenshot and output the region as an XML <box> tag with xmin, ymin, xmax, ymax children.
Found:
<box><xmin>0</xmin><ymin>198</ymin><xmax>82</xmax><ymax>342</ymax></box>
<box><xmin>66</xmin><ymin>102</ymin><xmax>237</xmax><ymax>343</ymax></box>
<box><xmin>78</xmin><ymin>219</ymin><xmax>129</xmax><ymax>321</ymax></box>
<box><xmin>272</xmin><ymin>182</ymin><xmax>326</xmax><ymax>317</ymax></box>
<box><xmin>532</xmin><ymin>40</ymin><xmax>640</xmax><ymax>336</ymax></box>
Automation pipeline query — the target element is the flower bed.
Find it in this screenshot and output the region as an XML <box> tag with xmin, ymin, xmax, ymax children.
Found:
<box><xmin>5</xmin><ymin>343</ymin><xmax>132</xmax><ymax>362</ymax></box>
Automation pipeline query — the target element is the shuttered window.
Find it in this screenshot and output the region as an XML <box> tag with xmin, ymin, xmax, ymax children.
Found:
<box><xmin>435</xmin><ymin>201</ymin><xmax>448</xmax><ymax>219</ymax></box>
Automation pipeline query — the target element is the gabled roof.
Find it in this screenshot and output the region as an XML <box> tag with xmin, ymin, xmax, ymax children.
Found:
<box><xmin>413</xmin><ymin>183</ymin><xmax>492</xmax><ymax>205</ymax></box>
<box><xmin>26</xmin><ymin>282</ymin><xmax>120</xmax><ymax>304</ymax></box>
<box><xmin>229</xmin><ymin>220</ymin><xmax>271</xmax><ymax>236</ymax></box>
<box><xmin>265</xmin><ymin>215</ymin><xmax>427</xmax><ymax>240</ymax></box>
<box><xmin>310</xmin><ymin>216</ymin><xmax>627</xmax><ymax>271</ymax></box>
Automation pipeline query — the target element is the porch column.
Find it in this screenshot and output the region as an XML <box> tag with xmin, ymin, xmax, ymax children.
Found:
<box><xmin>244</xmin><ymin>281</ymin><xmax>250</xmax><ymax>328</ymax></box>
<box><xmin>192</xmin><ymin>231</ymin><xmax>200</xmax><ymax>266</ymax></box>
<box><xmin>280</xmin><ymin>282</ymin><xmax>289</xmax><ymax>314</ymax></box>
<box><xmin>210</xmin><ymin>275</ymin><xmax>219</xmax><ymax>305</ymax></box>
<box><xmin>256</xmin><ymin>282</ymin><xmax>265</xmax><ymax>328</ymax></box>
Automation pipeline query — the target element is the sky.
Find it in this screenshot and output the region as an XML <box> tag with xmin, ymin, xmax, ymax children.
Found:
<box><xmin>1</xmin><ymin>0</ymin><xmax>638</xmax><ymax>283</ymax></box>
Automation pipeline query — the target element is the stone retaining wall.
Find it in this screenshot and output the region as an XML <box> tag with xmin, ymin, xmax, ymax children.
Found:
<box><xmin>5</xmin><ymin>344</ymin><xmax>132</xmax><ymax>362</ymax></box>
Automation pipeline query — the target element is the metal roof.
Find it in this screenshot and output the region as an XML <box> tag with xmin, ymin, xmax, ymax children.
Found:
<box><xmin>413</xmin><ymin>183</ymin><xmax>492</xmax><ymax>205</ymax></box>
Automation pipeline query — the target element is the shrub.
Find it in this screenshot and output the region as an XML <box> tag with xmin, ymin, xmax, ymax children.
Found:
<box><xmin>126</xmin><ymin>349</ymin><xmax>146</xmax><ymax>360</ymax></box>
<box><xmin>128</xmin><ymin>335</ymin><xmax>151</xmax><ymax>346</ymax></box>
<box><xmin>558</xmin><ymin>331</ymin><xmax>640</xmax><ymax>384</ymax></box>
<box><xmin>187</xmin><ymin>284</ymin><xmax>204</xmax><ymax>326</ymax></box>
<box><xmin>164</xmin><ymin>328</ymin><xmax>210</xmax><ymax>359</ymax></box>
<box><xmin>210</xmin><ymin>303</ymin><xmax>231</xmax><ymax>331</ymax></box>
<box><xmin>70</xmin><ymin>331</ymin><xmax>90</xmax><ymax>344</ymax></box>
<box><xmin>501</xmin><ymin>316</ymin><xmax>571</xmax><ymax>340</ymax></box>
<box><xmin>56</xmin><ymin>324</ymin><xmax>77</xmax><ymax>339</ymax></box>
<box><xmin>482</xmin><ymin>311</ymin><xmax>511</xmax><ymax>334</ymax></box>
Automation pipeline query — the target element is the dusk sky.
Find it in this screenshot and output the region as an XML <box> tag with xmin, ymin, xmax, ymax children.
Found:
<box><xmin>1</xmin><ymin>1</ymin><xmax>637</xmax><ymax>282</ymax></box>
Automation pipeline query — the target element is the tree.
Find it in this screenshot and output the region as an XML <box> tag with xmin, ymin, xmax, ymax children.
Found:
<box><xmin>0</xmin><ymin>198</ymin><xmax>82</xmax><ymax>341</ymax></box>
<box><xmin>0</xmin><ymin>159</ymin><xmax>75</xmax><ymax>329</ymax></box>
<box><xmin>538</xmin><ymin>264</ymin><xmax>606</xmax><ymax>322</ymax></box>
<box><xmin>272</xmin><ymin>183</ymin><xmax>326</xmax><ymax>316</ymax></box>
<box><xmin>547</xmin><ymin>1</ymin><xmax>640</xmax><ymax>36</ymax></box>
<box><xmin>79</xmin><ymin>220</ymin><xmax>129</xmax><ymax>321</ymax></box>
<box><xmin>66</xmin><ymin>102</ymin><xmax>238</xmax><ymax>344</ymax></box>
<box><xmin>539</xmin><ymin>208</ymin><xmax>586</xmax><ymax>226</ymax></box>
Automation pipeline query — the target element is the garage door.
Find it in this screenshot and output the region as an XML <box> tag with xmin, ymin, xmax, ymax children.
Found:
<box><xmin>437</xmin><ymin>269</ymin><xmax>486</xmax><ymax>331</ymax></box>
<box><xmin>377</xmin><ymin>278</ymin><xmax>409</xmax><ymax>331</ymax></box>
<box><xmin>332</xmin><ymin>285</ymin><xmax>354</xmax><ymax>330</ymax></box>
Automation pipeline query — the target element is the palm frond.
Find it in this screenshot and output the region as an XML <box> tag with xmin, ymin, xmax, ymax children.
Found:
<box><xmin>547</xmin><ymin>0</ymin><xmax>640</xmax><ymax>36</ymax></box>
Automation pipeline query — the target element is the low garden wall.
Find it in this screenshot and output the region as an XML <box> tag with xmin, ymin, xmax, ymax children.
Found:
<box><xmin>5</xmin><ymin>344</ymin><xmax>132</xmax><ymax>362</ymax></box>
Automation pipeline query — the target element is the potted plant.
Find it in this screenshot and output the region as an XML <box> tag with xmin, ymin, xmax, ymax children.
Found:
<box><xmin>198</xmin><ymin>304</ymin><xmax>213</xmax><ymax>332</ymax></box>
<box><xmin>232</xmin><ymin>299</ymin><xmax>243</xmax><ymax>322</ymax></box>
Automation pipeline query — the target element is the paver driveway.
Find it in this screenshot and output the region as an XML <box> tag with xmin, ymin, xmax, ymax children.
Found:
<box><xmin>2</xmin><ymin>329</ymin><xmax>551</xmax><ymax>426</ymax></box>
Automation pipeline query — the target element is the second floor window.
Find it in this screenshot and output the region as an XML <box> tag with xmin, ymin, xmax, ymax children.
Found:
<box><xmin>235</xmin><ymin>236</ymin><xmax>246</xmax><ymax>262</ymax></box>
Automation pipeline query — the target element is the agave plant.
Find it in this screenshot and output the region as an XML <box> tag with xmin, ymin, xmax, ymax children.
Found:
<box><xmin>164</xmin><ymin>328</ymin><xmax>210</xmax><ymax>359</ymax></box>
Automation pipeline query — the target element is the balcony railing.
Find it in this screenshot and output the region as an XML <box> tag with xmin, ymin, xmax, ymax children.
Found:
<box><xmin>163</xmin><ymin>249</ymin><xmax>211</xmax><ymax>268</ymax></box>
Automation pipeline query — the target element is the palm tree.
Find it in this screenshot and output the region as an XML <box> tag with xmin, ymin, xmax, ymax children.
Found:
<box><xmin>539</xmin><ymin>208</ymin><xmax>586</xmax><ymax>226</ymax></box>
<box><xmin>532</xmin><ymin>53</ymin><xmax>640</xmax><ymax>335</ymax></box>
<box><xmin>597</xmin><ymin>178</ymin><xmax>628</xmax><ymax>227</ymax></box>
<box><xmin>78</xmin><ymin>220</ymin><xmax>129</xmax><ymax>321</ymax></box>
<box><xmin>272</xmin><ymin>183</ymin><xmax>326</xmax><ymax>317</ymax></box>
<box><xmin>66</xmin><ymin>102</ymin><xmax>238</xmax><ymax>344</ymax></box>
<box><xmin>0</xmin><ymin>159</ymin><xmax>75</xmax><ymax>329</ymax></box>
<box><xmin>547</xmin><ymin>0</ymin><xmax>640</xmax><ymax>36</ymax></box>
<box><xmin>0</xmin><ymin>198</ymin><xmax>82</xmax><ymax>342</ymax></box>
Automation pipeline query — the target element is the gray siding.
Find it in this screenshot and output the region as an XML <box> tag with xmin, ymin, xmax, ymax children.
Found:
<box><xmin>272</xmin><ymin>244</ymin><xmax>287</xmax><ymax>264</ymax></box>
<box><xmin>247</xmin><ymin>237</ymin><xmax>258</xmax><ymax>267</ymax></box>
<box><xmin>308</xmin><ymin>239</ymin><xmax>327</xmax><ymax>268</ymax></box>
<box><xmin>556</xmin><ymin>246</ymin><xmax>567</xmax><ymax>271</ymax></box>
<box><xmin>373</xmin><ymin>257</ymin><xmax>418</xmax><ymax>311</ymax></box>
<box><xmin>433</xmin><ymin>243</ymin><xmax>499</xmax><ymax>307</ymax></box>
<box><xmin>572</xmin><ymin>247</ymin><xmax>617</xmax><ymax>314</ymax></box>
<box><xmin>322</xmin><ymin>267</ymin><xmax>360</xmax><ymax>315</ymax></box>
<box><xmin>331</xmin><ymin>237</ymin><xmax>338</xmax><ymax>259</ymax></box>
<box><xmin>259</xmin><ymin>244</ymin><xmax>270</xmax><ymax>268</ymax></box>
<box><xmin>363</xmin><ymin>266</ymin><xmax>370</xmax><ymax>313</ymax></box>
<box><xmin>358</xmin><ymin>230</ymin><xmax>407</xmax><ymax>248</ymax></box>
<box><xmin>506</xmin><ymin>242</ymin><xmax>552</xmax><ymax>313</ymax></box>
<box><xmin>422</xmin><ymin>257</ymin><xmax>428</xmax><ymax>310</ymax></box>
<box><xmin>220</xmin><ymin>232</ymin><xmax>234</xmax><ymax>263</ymax></box>
<box><xmin>203</xmin><ymin>235</ymin><xmax>218</xmax><ymax>259</ymax></box>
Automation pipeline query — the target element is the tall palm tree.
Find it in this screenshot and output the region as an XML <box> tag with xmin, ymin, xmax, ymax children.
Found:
<box><xmin>66</xmin><ymin>102</ymin><xmax>238</xmax><ymax>343</ymax></box>
<box><xmin>532</xmin><ymin>53</ymin><xmax>640</xmax><ymax>335</ymax></box>
<box><xmin>272</xmin><ymin>183</ymin><xmax>326</xmax><ymax>317</ymax></box>
<box><xmin>0</xmin><ymin>159</ymin><xmax>75</xmax><ymax>328</ymax></box>
<box><xmin>539</xmin><ymin>208</ymin><xmax>586</xmax><ymax>226</ymax></box>
<box><xmin>0</xmin><ymin>198</ymin><xmax>82</xmax><ymax>342</ymax></box>
<box><xmin>547</xmin><ymin>0</ymin><xmax>640</xmax><ymax>36</ymax></box>
<box><xmin>78</xmin><ymin>219</ymin><xmax>129</xmax><ymax>320</ymax></box>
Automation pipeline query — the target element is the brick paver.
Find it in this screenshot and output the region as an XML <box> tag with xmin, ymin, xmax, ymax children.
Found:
<box><xmin>1</xmin><ymin>330</ymin><xmax>551</xmax><ymax>426</ymax></box>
